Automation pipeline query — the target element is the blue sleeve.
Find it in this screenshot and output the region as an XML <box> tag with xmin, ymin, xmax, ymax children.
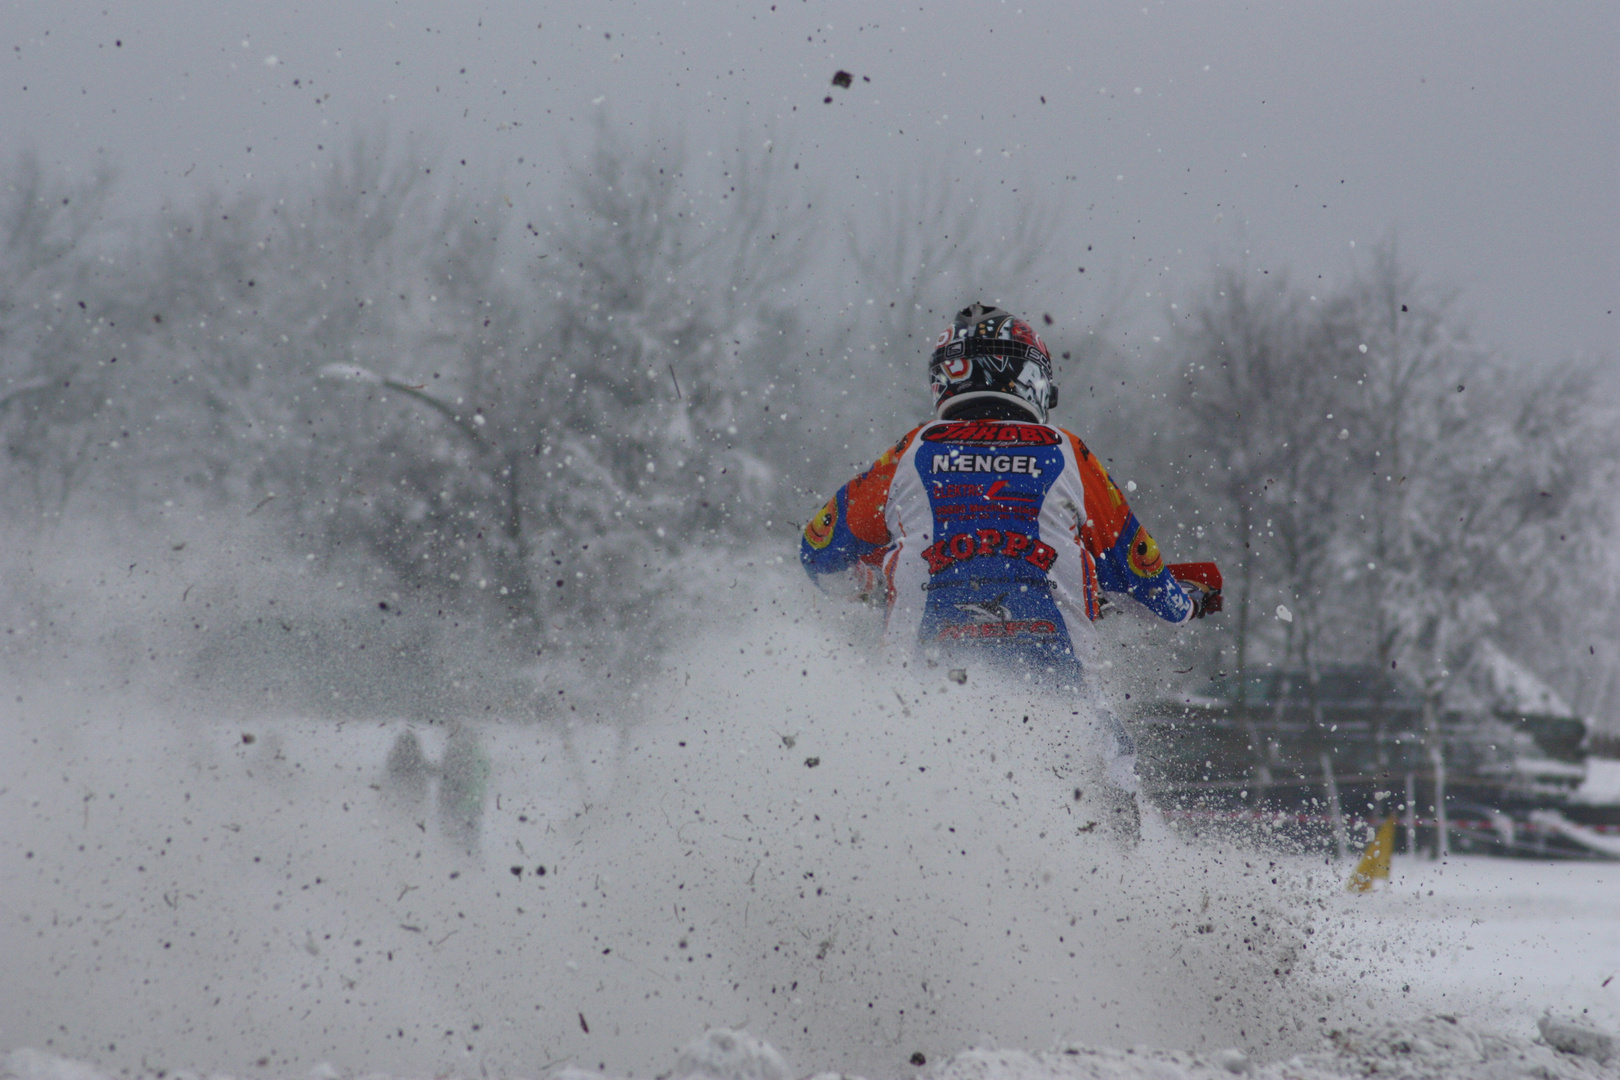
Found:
<box><xmin>799</xmin><ymin>486</ymin><xmax>884</xmax><ymax>581</ymax></box>
<box><xmin>1092</xmin><ymin>510</ymin><xmax>1194</xmax><ymax>624</ymax></box>
<box><xmin>799</xmin><ymin>433</ymin><xmax>913</xmax><ymax>583</ymax></box>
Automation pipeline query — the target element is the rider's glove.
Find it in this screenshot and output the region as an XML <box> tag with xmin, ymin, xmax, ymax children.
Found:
<box><xmin>1185</xmin><ymin>582</ymin><xmax>1222</xmax><ymax>619</ymax></box>
<box><xmin>1167</xmin><ymin>561</ymin><xmax>1223</xmax><ymax>619</ymax></box>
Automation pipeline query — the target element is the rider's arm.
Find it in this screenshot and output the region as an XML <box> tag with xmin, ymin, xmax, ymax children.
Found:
<box><xmin>800</xmin><ymin>428</ymin><xmax>919</xmax><ymax>585</ymax></box>
<box><xmin>1066</xmin><ymin>434</ymin><xmax>1195</xmax><ymax>624</ymax></box>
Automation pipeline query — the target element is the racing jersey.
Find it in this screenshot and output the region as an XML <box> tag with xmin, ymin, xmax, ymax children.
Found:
<box><xmin>800</xmin><ymin>418</ymin><xmax>1194</xmax><ymax>682</ymax></box>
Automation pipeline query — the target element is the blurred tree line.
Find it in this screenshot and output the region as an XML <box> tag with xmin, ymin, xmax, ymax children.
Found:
<box><xmin>1152</xmin><ymin>254</ymin><xmax>1620</xmax><ymax>734</ymax></box>
<box><xmin>2</xmin><ymin>125</ymin><xmax>1615</xmax><ymax>726</ymax></box>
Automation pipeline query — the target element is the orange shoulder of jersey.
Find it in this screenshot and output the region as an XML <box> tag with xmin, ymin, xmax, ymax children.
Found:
<box><xmin>843</xmin><ymin>426</ymin><xmax>921</xmax><ymax>546</ymax></box>
<box><xmin>1064</xmin><ymin>430</ymin><xmax>1133</xmax><ymax>554</ymax></box>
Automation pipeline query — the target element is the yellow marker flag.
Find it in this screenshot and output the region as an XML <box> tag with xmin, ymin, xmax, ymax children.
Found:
<box><xmin>1347</xmin><ymin>816</ymin><xmax>1397</xmax><ymax>892</ymax></box>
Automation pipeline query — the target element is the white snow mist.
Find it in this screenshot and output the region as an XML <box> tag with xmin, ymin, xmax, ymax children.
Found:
<box><xmin>2</xmin><ymin>572</ymin><xmax>1401</xmax><ymax>1077</ymax></box>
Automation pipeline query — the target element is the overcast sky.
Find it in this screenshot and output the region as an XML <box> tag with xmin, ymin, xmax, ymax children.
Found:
<box><xmin>4</xmin><ymin>0</ymin><xmax>1614</xmax><ymax>361</ymax></box>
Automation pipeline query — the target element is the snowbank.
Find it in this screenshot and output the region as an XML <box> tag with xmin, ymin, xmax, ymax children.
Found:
<box><xmin>7</xmin><ymin>1013</ymin><xmax>1617</xmax><ymax>1080</ymax></box>
<box><xmin>921</xmin><ymin>1014</ymin><xmax>1616</xmax><ymax>1079</ymax></box>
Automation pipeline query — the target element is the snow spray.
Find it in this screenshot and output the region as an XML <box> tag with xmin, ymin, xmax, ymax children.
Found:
<box><xmin>0</xmin><ymin>567</ymin><xmax>1464</xmax><ymax>1078</ymax></box>
<box><xmin>516</xmin><ymin>590</ymin><xmax>1371</xmax><ymax>1074</ymax></box>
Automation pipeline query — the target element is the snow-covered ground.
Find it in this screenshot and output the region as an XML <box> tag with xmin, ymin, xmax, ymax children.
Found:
<box><xmin>3</xmin><ymin>604</ymin><xmax>1616</xmax><ymax>1080</ymax></box>
<box><xmin>1362</xmin><ymin>857</ymin><xmax>1618</xmax><ymax>1028</ymax></box>
<box><xmin>1576</xmin><ymin>759</ymin><xmax>1620</xmax><ymax>805</ymax></box>
<box><xmin>5</xmin><ymin>1014</ymin><xmax>1617</xmax><ymax>1080</ymax></box>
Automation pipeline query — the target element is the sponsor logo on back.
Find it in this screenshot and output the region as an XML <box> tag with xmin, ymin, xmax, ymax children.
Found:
<box><xmin>930</xmin><ymin>452</ymin><xmax>1044</xmax><ymax>477</ymax></box>
<box><xmin>922</xmin><ymin>421</ymin><xmax>1061</xmax><ymax>447</ymax></box>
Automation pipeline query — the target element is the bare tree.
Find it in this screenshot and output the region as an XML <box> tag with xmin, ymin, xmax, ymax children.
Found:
<box><xmin>848</xmin><ymin>171</ymin><xmax>1062</xmax><ymax>354</ymax></box>
<box><xmin>1508</xmin><ymin>358</ymin><xmax>1620</xmax><ymax>727</ymax></box>
<box><xmin>837</xmin><ymin>171</ymin><xmax>1073</xmax><ymax>454</ymax></box>
<box><xmin>300</xmin><ymin>123</ymin><xmax>827</xmax><ymax>685</ymax></box>
<box><xmin>1168</xmin><ymin>265</ymin><xmax>1384</xmax><ymax>799</ymax></box>
<box><xmin>514</xmin><ymin>121</ymin><xmax>819</xmax><ymax>669</ymax></box>
<box><xmin>0</xmin><ymin>153</ymin><xmax>121</xmax><ymax>518</ymax></box>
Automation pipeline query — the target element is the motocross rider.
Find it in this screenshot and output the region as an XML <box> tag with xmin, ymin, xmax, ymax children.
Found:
<box><xmin>799</xmin><ymin>302</ymin><xmax>1220</xmax><ymax>841</ymax></box>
